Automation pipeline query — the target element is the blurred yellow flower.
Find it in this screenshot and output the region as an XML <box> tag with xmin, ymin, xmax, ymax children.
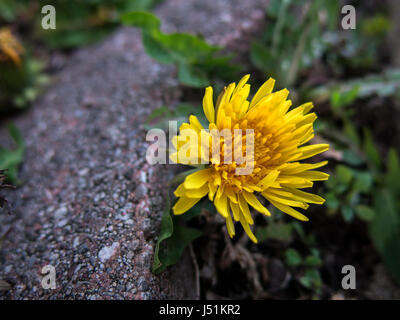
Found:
<box><xmin>0</xmin><ymin>27</ymin><xmax>24</xmax><ymax>66</ymax></box>
<box><xmin>171</xmin><ymin>75</ymin><xmax>329</xmax><ymax>243</ymax></box>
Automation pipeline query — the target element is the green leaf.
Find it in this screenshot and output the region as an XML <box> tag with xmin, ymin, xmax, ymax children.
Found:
<box><xmin>152</xmin><ymin>188</ymin><xmax>203</xmax><ymax>274</ymax></box>
<box><xmin>160</xmin><ymin>33</ymin><xmax>217</xmax><ymax>63</ymax></box>
<box><xmin>285</xmin><ymin>248</ymin><xmax>302</xmax><ymax>267</ymax></box>
<box><xmin>355</xmin><ymin>205</ymin><xmax>375</xmax><ymax>222</ymax></box>
<box><xmin>309</xmin><ymin>69</ymin><xmax>400</xmax><ymax>103</ymax></box>
<box><xmin>0</xmin><ymin>124</ymin><xmax>25</xmax><ymax>184</ymax></box>
<box><xmin>122</xmin><ymin>10</ymin><xmax>236</xmax><ymax>87</ymax></box>
<box><xmin>299</xmin><ymin>269</ymin><xmax>322</xmax><ymax>289</ymax></box>
<box><xmin>304</xmin><ymin>249</ymin><xmax>322</xmax><ymax>267</ymax></box>
<box><xmin>353</xmin><ymin>171</ymin><xmax>373</xmax><ymax>193</ymax></box>
<box><xmin>342</xmin><ymin>149</ymin><xmax>364</xmax><ymax>166</ymax></box>
<box><xmin>343</xmin><ymin>120</ymin><xmax>360</xmax><ymax>146</ymax></box>
<box><xmin>142</xmin><ymin>33</ymin><xmax>175</xmax><ymax>64</ymax></box>
<box><xmin>291</xmin><ymin>221</ymin><xmax>305</xmax><ymax>239</ymax></box>
<box><xmin>325</xmin><ymin>192</ymin><xmax>339</xmax><ymax>210</ymax></box>
<box><xmin>336</xmin><ymin>165</ymin><xmax>353</xmax><ymax>185</ymax></box>
<box><xmin>386</xmin><ymin>148</ymin><xmax>400</xmax><ymax>194</ymax></box>
<box><xmin>370</xmin><ymin>189</ymin><xmax>400</xmax><ymax>284</ymax></box>
<box><xmin>177</xmin><ymin>63</ymin><xmax>209</xmax><ymax>88</ymax></box>
<box><xmin>155</xmin><ymin>224</ymin><xmax>202</xmax><ymax>274</ymax></box>
<box><xmin>330</xmin><ymin>86</ymin><xmax>360</xmax><ymax>112</ymax></box>
<box><xmin>152</xmin><ymin>190</ymin><xmax>174</xmax><ymax>273</ymax></box>
<box><xmin>363</xmin><ymin>129</ymin><xmax>381</xmax><ymax>169</ymax></box>
<box><xmin>341</xmin><ymin>205</ymin><xmax>354</xmax><ymax>223</ymax></box>
<box><xmin>121</xmin><ymin>11</ymin><xmax>161</xmax><ymax>33</ymax></box>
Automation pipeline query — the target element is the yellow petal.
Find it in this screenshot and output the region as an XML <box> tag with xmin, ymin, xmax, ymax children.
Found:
<box><xmin>257</xmin><ymin>170</ymin><xmax>280</xmax><ymax>190</ymax></box>
<box><xmin>235</xmin><ymin>74</ymin><xmax>250</xmax><ymax>91</ymax></box>
<box><xmin>173</xmin><ymin>196</ymin><xmax>201</xmax><ymax>215</ymax></box>
<box><xmin>238</xmin><ymin>211</ymin><xmax>258</xmax><ymax>243</ymax></box>
<box><xmin>295</xmin><ymin>144</ymin><xmax>330</xmax><ymax>161</ymax></box>
<box><xmin>295</xmin><ymin>170</ymin><xmax>330</xmax><ymax>181</ymax></box>
<box><xmin>250</xmin><ymin>77</ymin><xmax>275</xmax><ymax>108</ymax></box>
<box><xmin>238</xmin><ymin>193</ymin><xmax>254</xmax><ymax>224</ymax></box>
<box><xmin>262</xmin><ymin>191</ymin><xmax>308</xmax><ymax>209</ymax></box>
<box><xmin>268</xmin><ymin>199</ymin><xmax>309</xmax><ymax>221</ymax></box>
<box><xmin>226</xmin><ymin>212</ymin><xmax>235</xmax><ymax>238</ymax></box>
<box><xmin>203</xmin><ymin>86</ymin><xmax>215</xmax><ymax>123</ymax></box>
<box><xmin>214</xmin><ymin>193</ymin><xmax>228</xmax><ymax>218</ymax></box>
<box><xmin>300</xmin><ymin>102</ymin><xmax>314</xmax><ymax>114</ymax></box>
<box><xmin>281</xmin><ymin>161</ymin><xmax>328</xmax><ymax>175</ymax></box>
<box><xmin>278</xmin><ymin>176</ymin><xmax>313</xmax><ymax>188</ymax></box>
<box><xmin>189</xmin><ymin>115</ymin><xmax>204</xmax><ymax>132</ymax></box>
<box><xmin>208</xmin><ymin>180</ymin><xmax>217</xmax><ymax>201</ymax></box>
<box><xmin>184</xmin><ymin>168</ymin><xmax>212</xmax><ymax>189</ymax></box>
<box><xmin>185</xmin><ymin>183</ymin><xmax>209</xmax><ymax>198</ymax></box>
<box><xmin>282</xmin><ymin>187</ymin><xmax>325</xmax><ymax>204</ymax></box>
<box><xmin>174</xmin><ymin>183</ymin><xmax>187</xmax><ymax>197</ymax></box>
<box><xmin>243</xmin><ymin>191</ymin><xmax>271</xmax><ymax>216</ymax></box>
<box><xmin>225</xmin><ymin>186</ymin><xmax>238</xmax><ymax>204</ymax></box>
<box><xmin>230</xmin><ymin>200</ymin><xmax>240</xmax><ymax>221</ymax></box>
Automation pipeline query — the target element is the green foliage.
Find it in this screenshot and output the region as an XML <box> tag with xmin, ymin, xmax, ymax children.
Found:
<box><xmin>285</xmin><ymin>248</ymin><xmax>302</xmax><ymax>267</ymax></box>
<box><xmin>284</xmin><ymin>248</ymin><xmax>322</xmax><ymax>296</ymax></box>
<box><xmin>251</xmin><ymin>0</ymin><xmax>340</xmax><ymax>87</ymax></box>
<box><xmin>325</xmin><ymin>161</ymin><xmax>374</xmax><ymax>223</ymax></box>
<box><xmin>255</xmin><ymin>219</ymin><xmax>293</xmax><ymax>243</ymax></box>
<box><xmin>0</xmin><ymin>0</ymin><xmax>29</xmax><ymax>22</ymax></box>
<box><xmin>122</xmin><ymin>11</ymin><xmax>238</xmax><ymax>87</ymax></box>
<box><xmin>330</xmin><ymin>86</ymin><xmax>359</xmax><ymax>117</ymax></box>
<box><xmin>36</xmin><ymin>0</ymin><xmax>163</xmax><ymax>49</ymax></box>
<box><xmin>0</xmin><ymin>124</ymin><xmax>25</xmax><ymax>184</ymax></box>
<box><xmin>363</xmin><ymin>128</ymin><xmax>381</xmax><ymax>170</ymax></box>
<box><xmin>310</xmin><ymin>69</ymin><xmax>400</xmax><ymax>105</ymax></box>
<box><xmin>153</xmin><ymin>189</ymin><xmax>210</xmax><ymax>274</ymax></box>
<box><xmin>368</xmin><ymin>150</ymin><xmax>400</xmax><ymax>284</ymax></box>
<box><xmin>0</xmin><ymin>0</ymin><xmax>164</xmax><ymax>49</ymax></box>
<box><xmin>0</xmin><ymin>56</ymin><xmax>47</xmax><ymax>113</ymax></box>
<box><xmin>362</xmin><ymin>14</ymin><xmax>392</xmax><ymax>39</ymax></box>
<box><xmin>322</xmin><ymin>105</ymin><xmax>400</xmax><ymax>283</ymax></box>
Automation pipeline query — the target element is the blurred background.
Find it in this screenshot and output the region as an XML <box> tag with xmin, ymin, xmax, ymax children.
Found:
<box><xmin>1</xmin><ymin>0</ymin><xmax>400</xmax><ymax>299</ymax></box>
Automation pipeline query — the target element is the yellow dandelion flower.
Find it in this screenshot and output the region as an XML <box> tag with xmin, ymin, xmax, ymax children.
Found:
<box><xmin>171</xmin><ymin>75</ymin><xmax>329</xmax><ymax>243</ymax></box>
<box><xmin>0</xmin><ymin>27</ymin><xmax>24</xmax><ymax>66</ymax></box>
